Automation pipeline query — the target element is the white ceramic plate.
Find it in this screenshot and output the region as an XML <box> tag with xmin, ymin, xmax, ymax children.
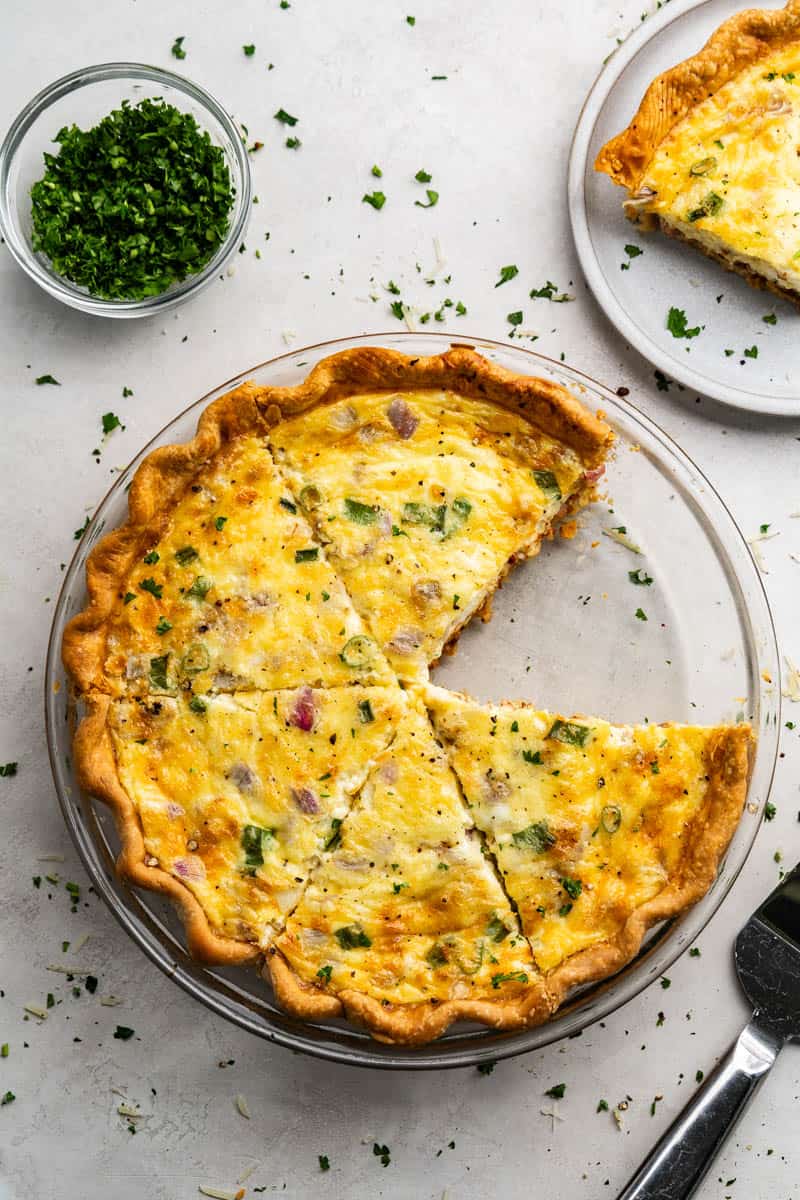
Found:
<box><xmin>568</xmin><ymin>0</ymin><xmax>798</xmax><ymax>416</ymax></box>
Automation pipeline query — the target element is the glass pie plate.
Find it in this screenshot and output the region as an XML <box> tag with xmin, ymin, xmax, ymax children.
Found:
<box><xmin>44</xmin><ymin>332</ymin><xmax>780</xmax><ymax>1069</ymax></box>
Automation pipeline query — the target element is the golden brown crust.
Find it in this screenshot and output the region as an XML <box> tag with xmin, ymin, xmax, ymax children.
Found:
<box><xmin>544</xmin><ymin>725</ymin><xmax>753</xmax><ymax>1010</ymax></box>
<box><xmin>264</xmin><ymin>948</ymin><xmax>553</xmax><ymax>1045</ymax></box>
<box><xmin>74</xmin><ymin>692</ymin><xmax>258</xmax><ymax>966</ymax></box>
<box><xmin>596</xmin><ymin>0</ymin><xmax>800</xmax><ymax>190</ymax></box>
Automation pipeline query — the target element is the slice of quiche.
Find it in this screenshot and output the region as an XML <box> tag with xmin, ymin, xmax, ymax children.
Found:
<box><xmin>596</xmin><ymin>1</ymin><xmax>800</xmax><ymax>305</ymax></box>
<box><xmin>78</xmin><ymin>685</ymin><xmax>405</xmax><ymax>958</ymax></box>
<box><xmin>423</xmin><ymin>685</ymin><xmax>753</xmax><ymax>1006</ymax></box>
<box><xmin>63</xmin><ymin>385</ymin><xmax>393</xmax><ymax>698</ymax></box>
<box><xmin>268</xmin><ymin>352</ymin><xmax>610</xmax><ymax>682</ymax></box>
<box><xmin>269</xmin><ymin>698</ymin><xmax>548</xmax><ymax>1043</ymax></box>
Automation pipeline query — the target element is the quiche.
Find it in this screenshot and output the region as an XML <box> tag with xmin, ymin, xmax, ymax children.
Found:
<box><xmin>64</xmin><ymin>345</ymin><xmax>754</xmax><ymax>1045</ymax></box>
<box><xmin>423</xmin><ymin>686</ymin><xmax>753</xmax><ymax>1007</ymax></box>
<box><xmin>596</xmin><ymin>1</ymin><xmax>800</xmax><ymax>306</ymax></box>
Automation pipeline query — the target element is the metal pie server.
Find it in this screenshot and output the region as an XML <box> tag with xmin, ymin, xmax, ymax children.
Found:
<box><xmin>617</xmin><ymin>862</ymin><xmax>800</xmax><ymax>1200</ymax></box>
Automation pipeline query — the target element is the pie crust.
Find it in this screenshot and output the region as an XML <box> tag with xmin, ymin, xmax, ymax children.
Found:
<box><xmin>63</xmin><ymin>345</ymin><xmax>752</xmax><ymax>1045</ymax></box>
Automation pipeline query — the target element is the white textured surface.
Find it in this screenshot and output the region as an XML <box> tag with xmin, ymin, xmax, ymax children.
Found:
<box><xmin>1</xmin><ymin>2</ymin><xmax>799</xmax><ymax>1198</ymax></box>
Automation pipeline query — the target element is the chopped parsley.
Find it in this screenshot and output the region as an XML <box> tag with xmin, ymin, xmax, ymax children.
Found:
<box><xmin>666</xmin><ymin>307</ymin><xmax>701</xmax><ymax>339</ymax></box>
<box><xmin>214</xmin><ymin>515</ymin><xmax>228</xmax><ymax>531</ymax></box>
<box><xmin>485</xmin><ymin>914</ymin><xmax>510</xmax><ymax>943</ymax></box>
<box><xmin>689</xmin><ymin>947</ymin><xmax>701</xmax><ymax>957</ymax></box>
<box><xmin>325</xmin><ymin>818</ymin><xmax>342</xmax><ymax>850</ymax></box>
<box><xmin>624</xmin><ymin>243</ymin><xmax>642</xmax><ymax>259</ymax></box>
<box><xmin>358</xmin><ymin>698</ymin><xmax>375</xmax><ymax>724</ymax></box>
<box><xmin>318</xmin><ymin>1154</ymin><xmax>330</xmax><ymax>1172</ymax></box>
<box><xmin>744</xmin><ymin>345</ymin><xmax>758</xmax><ymax>359</ymax></box>
<box><xmin>123</xmin><ymin>592</ymin><xmax>136</xmax><ymax>604</ymax></box>
<box><xmin>635</xmin><ymin>607</ymin><xmax>648</xmax><ymax>621</ymax></box>
<box><xmin>507</xmin><ymin>310</ymin><xmax>523</xmax><ymax>327</ymax></box>
<box><xmin>274</xmin><ymin>108</ymin><xmax>298</xmax><ymax>126</ymax></box>
<box><xmin>188</xmin><ymin>696</ymin><xmax>207</xmax><ymax>715</ymax></box>
<box><xmin>35</xmin><ymin>374</ymin><xmax>60</xmax><ymax>386</ymax></box>
<box><xmin>415</xmin><ymin>168</ymin><xmax>432</xmax><ymax>183</ymax></box>
<box><xmin>371</xmin><ymin>165</ymin><xmax>383</xmax><ymax>178</ymax></box>
<box><xmin>101</xmin><ymin>412</ymin><xmax>123</xmax><ymax>435</ymax></box>
<box><xmin>243</xmin><ymin>43</ymin><xmax>255</xmax><ymax>56</ymax></box>
<box><xmin>629</xmin><ymin>568</ymin><xmax>653</xmax><ymax>586</ymax></box>
<box><xmin>494</xmin><ymin>264</ymin><xmax>519</xmax><ymax>287</ymax></box>
<box><xmin>285</xmin><ymin>136</ymin><xmax>301</xmax><ymax>150</ymax></box>
<box><xmin>74</xmin><ymin>515</ymin><xmax>90</xmax><ymax>539</ymax></box>
<box><xmin>1</xmin><ymin>1091</ymin><xmax>15</xmax><ymax>1106</ymax></box>
<box><xmin>390</xmin><ymin>299</ymin><xmax>405</xmax><ymax>320</ymax></box>
<box><xmin>522</xmin><ymin>749</ymin><xmax>543</xmax><ymax>765</ymax></box>
<box><xmin>316</xmin><ymin>965</ymin><xmax>333</xmax><ymax>984</ymax></box>
<box><xmin>30</xmin><ymin>99</ymin><xmax>234</xmax><ymax>299</ymax></box>
<box><xmin>561</xmin><ymin>877</ymin><xmax>582</xmax><ymax>900</ymax></box>
<box><xmin>763</xmin><ymin>313</ymin><xmax>777</xmax><ymax>325</ymax></box>
<box><xmin>139</xmin><ymin>577</ymin><xmax>163</xmax><ymax>599</ymax></box>
<box><xmin>113</xmin><ymin>1026</ymin><xmax>135</xmax><ymax>1041</ymax></box>
<box><xmin>512</xmin><ymin>821</ymin><xmax>555</xmax><ymax>852</ymax></box>
<box><xmin>764</xmin><ymin>801</ymin><xmax>776</xmax><ymax>821</ymax></box>
<box><xmin>363</xmin><ymin>191</ymin><xmax>386</xmax><ymax>210</ymax></box>
<box><xmin>335</xmin><ymin>924</ymin><xmax>371</xmax><ymax>950</ymax></box>
<box><xmin>241</xmin><ymin>824</ymin><xmax>273</xmax><ymax>868</ymax></box>
<box><xmin>155</xmin><ymin>616</ymin><xmax>172</xmax><ymax>636</ymax></box>
<box><xmin>661</xmin><ymin>976</ymin><xmax>671</xmax><ymax>989</ymax></box>
<box><xmin>143</xmin><ymin>550</ymin><xmax>159</xmax><ymax>564</ymax></box>
<box><xmin>0</xmin><ymin>763</ymin><xmax>18</xmax><ymax>778</ymax></box>
<box><xmin>373</xmin><ymin>1143</ymin><xmax>391</xmax><ymax>1167</ymax></box>
<box><xmin>545</xmin><ymin>1083</ymin><xmax>566</xmax><ymax>1099</ymax></box>
<box><xmin>406</xmin><ymin>14</ymin><xmax>416</xmax><ymax>24</ymax></box>
<box><xmin>477</xmin><ymin>1061</ymin><xmax>495</xmax><ymax>1075</ymax></box>
<box><xmin>687</xmin><ymin>191</ymin><xmax>723</xmax><ymax>222</ymax></box>
<box><xmin>415</xmin><ymin>189</ymin><xmax>439</xmax><ymax>209</ymax></box>
<box><xmin>171</xmin><ymin>35</ymin><xmax>186</xmax><ymax>59</ymax></box>
<box><xmin>597</xmin><ymin>1098</ymin><xmax>609</xmax><ymax>1112</ymax></box>
<box><xmin>491</xmin><ymin>971</ymin><xmax>528</xmax><ymax>988</ymax></box>
<box><xmin>530</xmin><ymin>280</ymin><xmax>573</xmax><ymax>302</ymax></box>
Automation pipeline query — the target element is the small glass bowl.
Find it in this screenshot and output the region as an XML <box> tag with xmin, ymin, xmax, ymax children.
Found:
<box><xmin>0</xmin><ymin>63</ymin><xmax>251</xmax><ymax>318</ymax></box>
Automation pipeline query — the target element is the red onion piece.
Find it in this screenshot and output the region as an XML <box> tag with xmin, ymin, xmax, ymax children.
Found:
<box><xmin>288</xmin><ymin>685</ymin><xmax>316</xmax><ymax>731</ymax></box>
<box><xmin>291</xmin><ymin>786</ymin><xmax>319</xmax><ymax>814</ymax></box>
<box><xmin>228</xmin><ymin>762</ymin><xmax>258</xmax><ymax>792</ymax></box>
<box><xmin>387</xmin><ymin>397</ymin><xmax>419</xmax><ymax>439</ymax></box>
<box><xmin>387</xmin><ymin>627</ymin><xmax>423</xmax><ymax>656</ymax></box>
<box><xmin>173</xmin><ymin>856</ymin><xmax>206</xmax><ymax>882</ymax></box>
<box><xmin>584</xmin><ymin>465</ymin><xmax>605</xmax><ymax>484</ymax></box>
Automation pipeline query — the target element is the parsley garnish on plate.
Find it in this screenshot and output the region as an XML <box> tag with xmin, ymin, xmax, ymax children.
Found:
<box><xmin>494</xmin><ymin>264</ymin><xmax>519</xmax><ymax>287</ymax></box>
<box><xmin>373</xmin><ymin>1143</ymin><xmax>391</xmax><ymax>1167</ymax></box>
<box><xmin>274</xmin><ymin>108</ymin><xmax>298</xmax><ymax>126</ymax></box>
<box><xmin>113</xmin><ymin>1025</ymin><xmax>135</xmax><ymax>1040</ymax></box>
<box><xmin>507</xmin><ymin>310</ymin><xmax>523</xmax><ymax>327</ymax></box>
<box><xmin>744</xmin><ymin>345</ymin><xmax>759</xmax><ymax>359</ymax></box>
<box><xmin>763</xmin><ymin>313</ymin><xmax>777</xmax><ymax>325</ymax></box>
<box><xmin>0</xmin><ymin>763</ymin><xmax>18</xmax><ymax>778</ymax></box>
<box><xmin>628</xmin><ymin>568</ymin><xmax>653</xmax><ymax>586</ymax></box>
<box><xmin>318</xmin><ymin>1155</ymin><xmax>330</xmax><ymax>1172</ymax></box>
<box><xmin>171</xmin><ymin>36</ymin><xmax>186</xmax><ymax>59</ymax></box>
<box><xmin>545</xmin><ymin>1083</ymin><xmax>566</xmax><ymax>1099</ymax></box>
<box><xmin>139</xmin><ymin>577</ymin><xmax>163</xmax><ymax>599</ymax></box>
<box><xmin>530</xmin><ymin>280</ymin><xmax>573</xmax><ymax>302</ymax></box>
<box><xmin>371</xmin><ymin>164</ymin><xmax>382</xmax><ymax>177</ymax></box>
<box><xmin>621</xmin><ymin>244</ymin><xmax>643</xmax><ymax>270</ymax></box>
<box><xmin>35</xmin><ymin>374</ymin><xmax>60</xmax><ymax>386</ymax></box>
<box><xmin>635</xmin><ymin>607</ymin><xmax>648</xmax><ymax>621</ymax></box>
<box><xmin>415</xmin><ymin>168</ymin><xmax>432</xmax><ymax>183</ymax></box>
<box><xmin>30</xmin><ymin>99</ymin><xmax>234</xmax><ymax>300</ymax></box>
<box><xmin>243</xmin><ymin>43</ymin><xmax>256</xmax><ymax>56</ymax></box>
<box><xmin>491</xmin><ymin>971</ymin><xmax>528</xmax><ymax>989</ymax></box>
<box><xmin>415</xmin><ymin>189</ymin><xmax>438</xmax><ymax>208</ymax></box>
<box><xmin>666</xmin><ymin>307</ymin><xmax>701</xmax><ymax>339</ymax></box>
<box><xmin>406</xmin><ymin>14</ymin><xmax>416</xmax><ymax>24</ymax></box>
<box><xmin>363</xmin><ymin>191</ymin><xmax>386</xmax><ymax>210</ymax></box>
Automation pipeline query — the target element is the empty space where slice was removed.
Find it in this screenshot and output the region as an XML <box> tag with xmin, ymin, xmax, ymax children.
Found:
<box><xmin>423</xmin><ymin>685</ymin><xmax>752</xmax><ymax>1004</ymax></box>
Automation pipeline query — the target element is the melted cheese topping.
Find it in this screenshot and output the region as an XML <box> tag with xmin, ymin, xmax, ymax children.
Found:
<box><xmin>639</xmin><ymin>46</ymin><xmax>800</xmax><ymax>288</ymax></box>
<box><xmin>424</xmin><ymin>686</ymin><xmax>742</xmax><ymax>974</ymax></box>
<box><xmin>105</xmin><ymin>436</ymin><xmax>393</xmax><ymax>696</ymax></box>
<box><xmin>270</xmin><ymin>390</ymin><xmax>587</xmax><ymax>681</ymax></box>
<box><xmin>110</xmin><ymin>686</ymin><xmax>405</xmax><ymax>947</ymax></box>
<box><xmin>276</xmin><ymin>700</ymin><xmax>534</xmax><ymax>1004</ymax></box>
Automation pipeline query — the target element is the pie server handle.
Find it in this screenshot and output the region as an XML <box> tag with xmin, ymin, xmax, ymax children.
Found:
<box><xmin>615</xmin><ymin>1016</ymin><xmax>783</xmax><ymax>1200</ymax></box>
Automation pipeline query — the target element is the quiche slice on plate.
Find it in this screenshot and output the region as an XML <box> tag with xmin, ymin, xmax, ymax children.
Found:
<box><xmin>268</xmin><ymin>347</ymin><xmax>611</xmax><ymax>681</ymax></box>
<box><xmin>596</xmin><ymin>0</ymin><xmax>800</xmax><ymax>305</ymax></box>
<box><xmin>423</xmin><ymin>685</ymin><xmax>753</xmax><ymax>1007</ymax></box>
<box><xmin>76</xmin><ymin>685</ymin><xmax>406</xmax><ymax>961</ymax></box>
<box><xmin>62</xmin><ymin>383</ymin><xmax>394</xmax><ymax>698</ymax></box>
<box><xmin>269</xmin><ymin>699</ymin><xmax>548</xmax><ymax>1043</ymax></box>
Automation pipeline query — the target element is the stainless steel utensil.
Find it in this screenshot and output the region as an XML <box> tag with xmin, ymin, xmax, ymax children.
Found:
<box><xmin>617</xmin><ymin>863</ymin><xmax>800</xmax><ymax>1200</ymax></box>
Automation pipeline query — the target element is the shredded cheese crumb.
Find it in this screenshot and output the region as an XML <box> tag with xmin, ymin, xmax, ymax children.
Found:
<box><xmin>782</xmin><ymin>656</ymin><xmax>800</xmax><ymax>702</ymax></box>
<box><xmin>602</xmin><ymin>527</ymin><xmax>641</xmax><ymax>554</ymax></box>
<box><xmin>36</xmin><ymin>853</ymin><xmax>66</xmax><ymax>862</ymax></box>
<box><xmin>236</xmin><ymin>1163</ymin><xmax>258</xmax><ymax>1185</ymax></box>
<box><xmin>198</xmin><ymin>1188</ymin><xmax>242</xmax><ymax>1200</ymax></box>
<box><xmin>747</xmin><ymin>528</ymin><xmax>779</xmax><ymax>574</ymax></box>
<box><xmin>46</xmin><ymin>963</ymin><xmax>96</xmax><ymax>975</ymax></box>
<box><xmin>117</xmin><ymin>1103</ymin><xmax>141</xmax><ymax>1119</ymax></box>
<box><xmin>235</xmin><ymin>1093</ymin><xmax>251</xmax><ymax>1119</ymax></box>
<box><xmin>100</xmin><ymin>995</ymin><xmax>123</xmax><ymax>1007</ymax></box>
<box><xmin>24</xmin><ymin>1004</ymin><xmax>48</xmax><ymax>1020</ymax></box>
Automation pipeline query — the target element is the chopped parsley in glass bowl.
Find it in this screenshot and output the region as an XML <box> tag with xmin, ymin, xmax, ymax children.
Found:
<box><xmin>0</xmin><ymin>63</ymin><xmax>251</xmax><ymax>317</ymax></box>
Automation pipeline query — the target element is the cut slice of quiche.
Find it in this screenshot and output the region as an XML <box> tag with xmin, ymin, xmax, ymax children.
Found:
<box><xmin>63</xmin><ymin>385</ymin><xmax>393</xmax><ymax>698</ymax></box>
<box><xmin>596</xmin><ymin>1</ymin><xmax>800</xmax><ymax>304</ymax></box>
<box><xmin>423</xmin><ymin>685</ymin><xmax>752</xmax><ymax>1006</ymax></box>
<box><xmin>77</xmin><ymin>685</ymin><xmax>405</xmax><ymax>959</ymax></box>
<box><xmin>268</xmin><ymin>350</ymin><xmax>610</xmax><ymax>682</ymax></box>
<box><xmin>269</xmin><ymin>698</ymin><xmax>548</xmax><ymax>1043</ymax></box>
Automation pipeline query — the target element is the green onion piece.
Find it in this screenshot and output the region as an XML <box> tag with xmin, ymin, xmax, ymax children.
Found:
<box><xmin>340</xmin><ymin>635</ymin><xmax>378</xmax><ymax>668</ymax></box>
<box><xmin>188</xmin><ymin>695</ymin><xmax>207</xmax><ymax>715</ymax></box>
<box><xmin>335</xmin><ymin>924</ymin><xmax>371</xmax><ymax>950</ymax></box>
<box><xmin>174</xmin><ymin>545</ymin><xmax>199</xmax><ymax>566</ymax></box>
<box><xmin>241</xmin><ymin>824</ymin><xmax>274</xmax><ymax>868</ymax></box>
<box><xmin>180</xmin><ymin>643</ymin><xmax>210</xmax><ymax>675</ymax></box>
<box><xmin>343</xmin><ymin>497</ymin><xmax>379</xmax><ymax>524</ymax></box>
<box><xmin>295</xmin><ymin>547</ymin><xmax>319</xmax><ymax>563</ymax></box>
<box><xmin>511</xmin><ymin>821</ymin><xmax>555</xmax><ymax>853</ymax></box>
<box><xmin>298</xmin><ymin>484</ymin><xmax>324</xmax><ymax>512</ymax></box>
<box><xmin>186</xmin><ymin>575</ymin><xmax>212</xmax><ymax>600</ymax></box>
<box><xmin>600</xmin><ymin>804</ymin><xmax>622</xmax><ymax>834</ymax></box>
<box><xmin>485</xmin><ymin>914</ymin><xmax>510</xmax><ymax>943</ymax></box>
<box><xmin>148</xmin><ymin>654</ymin><xmax>170</xmax><ymax>691</ymax></box>
<box><xmin>689</xmin><ymin>156</ymin><xmax>717</xmax><ymax>177</ymax></box>
<box><xmin>687</xmin><ymin>191</ymin><xmax>723</xmax><ymax>222</ymax></box>
<box><xmin>358</xmin><ymin>698</ymin><xmax>375</xmax><ymax>723</ymax></box>
<box><xmin>547</xmin><ymin>719</ymin><xmax>591</xmax><ymax>748</ymax></box>
<box><xmin>532</xmin><ymin>468</ymin><xmax>562</xmax><ymax>502</ymax></box>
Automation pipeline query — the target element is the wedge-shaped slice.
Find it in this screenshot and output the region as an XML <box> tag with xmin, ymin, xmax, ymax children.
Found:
<box><xmin>596</xmin><ymin>3</ymin><xmax>800</xmax><ymax>304</ymax></box>
<box><xmin>68</xmin><ymin>429</ymin><xmax>392</xmax><ymax>697</ymax></box>
<box><xmin>270</xmin><ymin>387</ymin><xmax>608</xmax><ymax>681</ymax></box>
<box><xmin>269</xmin><ymin>699</ymin><xmax>548</xmax><ymax>1043</ymax></box>
<box><xmin>99</xmin><ymin>686</ymin><xmax>405</xmax><ymax>953</ymax></box>
<box><xmin>424</xmin><ymin>685</ymin><xmax>753</xmax><ymax>1006</ymax></box>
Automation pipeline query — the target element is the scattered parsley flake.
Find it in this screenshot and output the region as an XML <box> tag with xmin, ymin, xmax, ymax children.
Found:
<box><xmin>765</xmin><ymin>801</ymin><xmax>776</xmax><ymax>821</ymax></box>
<box><xmin>373</xmin><ymin>1143</ymin><xmax>391</xmax><ymax>1167</ymax></box>
<box><xmin>113</xmin><ymin>1025</ymin><xmax>135</xmax><ymax>1040</ymax></box>
<box><xmin>318</xmin><ymin>1155</ymin><xmax>330</xmax><ymax>1172</ymax></box>
<box><xmin>507</xmin><ymin>310</ymin><xmax>523</xmax><ymax>326</ymax></box>
<box><xmin>530</xmin><ymin>280</ymin><xmax>573</xmax><ymax>302</ymax></box>
<box><xmin>545</xmin><ymin>1083</ymin><xmax>566</xmax><ymax>1099</ymax></box>
<box><xmin>390</xmin><ymin>299</ymin><xmax>405</xmax><ymax>320</ymax></box>
<box><xmin>371</xmin><ymin>164</ymin><xmax>382</xmax><ymax>178</ymax></box>
<box><xmin>171</xmin><ymin>36</ymin><xmax>186</xmax><ymax>59</ymax></box>
<box><xmin>415</xmin><ymin>169</ymin><xmax>432</xmax><ymax>183</ymax></box>
<box><xmin>666</xmin><ymin>307</ymin><xmax>701</xmax><ymax>339</ymax></box>
<box><xmin>763</xmin><ymin>313</ymin><xmax>777</xmax><ymax>325</ymax></box>
<box><xmin>363</xmin><ymin>191</ymin><xmax>386</xmax><ymax>210</ymax></box>
<box><xmin>0</xmin><ymin>763</ymin><xmax>18</xmax><ymax>778</ymax></box>
<box><xmin>406</xmin><ymin>14</ymin><xmax>415</xmax><ymax>24</ymax></box>
<box><xmin>35</xmin><ymin>374</ymin><xmax>60</xmax><ymax>386</ymax></box>
<box><xmin>494</xmin><ymin>264</ymin><xmax>519</xmax><ymax>287</ymax></box>
<box><xmin>285</xmin><ymin>136</ymin><xmax>301</xmax><ymax>149</ymax></box>
<box><xmin>597</xmin><ymin>1098</ymin><xmax>609</xmax><ymax>1112</ymax></box>
<box><xmin>660</xmin><ymin>976</ymin><xmax>671</xmax><ymax>989</ymax></box>
<box><xmin>102</xmin><ymin>411</ymin><xmax>123</xmax><ymax>434</ymax></box>
<box><xmin>1</xmin><ymin>1091</ymin><xmax>15</xmax><ymax>1106</ymax></box>
<box><xmin>243</xmin><ymin>44</ymin><xmax>255</xmax><ymax>56</ymax></box>
<box><xmin>744</xmin><ymin>345</ymin><xmax>758</xmax><ymax>359</ymax></box>
<box><xmin>274</xmin><ymin>108</ymin><xmax>298</xmax><ymax>126</ymax></box>
<box><xmin>415</xmin><ymin>189</ymin><xmax>438</xmax><ymax>208</ymax></box>
<box><xmin>624</xmin><ymin>243</ymin><xmax>642</xmax><ymax>258</ymax></box>
<box><xmin>629</xmin><ymin>568</ymin><xmax>653</xmax><ymax>586</ymax></box>
<box><xmin>635</xmin><ymin>607</ymin><xmax>648</xmax><ymax>621</ymax></box>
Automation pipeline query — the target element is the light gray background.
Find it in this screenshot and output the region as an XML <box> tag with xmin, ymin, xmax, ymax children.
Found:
<box><xmin>1</xmin><ymin>2</ymin><xmax>798</xmax><ymax>1197</ymax></box>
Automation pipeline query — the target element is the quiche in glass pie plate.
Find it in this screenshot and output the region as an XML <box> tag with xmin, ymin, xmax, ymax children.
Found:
<box><xmin>53</xmin><ymin>337</ymin><xmax>774</xmax><ymax>1056</ymax></box>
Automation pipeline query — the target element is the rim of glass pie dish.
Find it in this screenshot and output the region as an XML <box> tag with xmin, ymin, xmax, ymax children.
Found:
<box><xmin>44</xmin><ymin>332</ymin><xmax>780</xmax><ymax>1069</ymax></box>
